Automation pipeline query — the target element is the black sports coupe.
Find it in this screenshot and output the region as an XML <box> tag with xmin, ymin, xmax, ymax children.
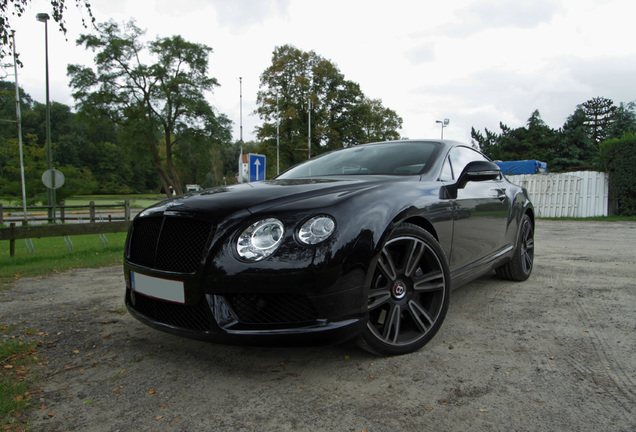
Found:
<box><xmin>124</xmin><ymin>140</ymin><xmax>534</xmax><ymax>355</ymax></box>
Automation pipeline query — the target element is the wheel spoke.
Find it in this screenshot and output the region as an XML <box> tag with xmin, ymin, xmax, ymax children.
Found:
<box><xmin>404</xmin><ymin>240</ymin><xmax>425</xmax><ymax>278</ymax></box>
<box><xmin>521</xmin><ymin>220</ymin><xmax>534</xmax><ymax>273</ymax></box>
<box><xmin>382</xmin><ymin>304</ymin><xmax>401</xmax><ymax>344</ymax></box>
<box><xmin>525</xmin><ymin>237</ymin><xmax>534</xmax><ymax>251</ymax></box>
<box><xmin>367</xmin><ymin>288</ymin><xmax>391</xmax><ymax>311</ymax></box>
<box><xmin>523</xmin><ymin>250</ymin><xmax>533</xmax><ymax>271</ymax></box>
<box><xmin>378</xmin><ymin>248</ymin><xmax>398</xmax><ymax>281</ymax></box>
<box><xmin>413</xmin><ymin>270</ymin><xmax>445</xmax><ymax>292</ymax></box>
<box><xmin>408</xmin><ymin>300</ymin><xmax>434</xmax><ymax>333</ymax></box>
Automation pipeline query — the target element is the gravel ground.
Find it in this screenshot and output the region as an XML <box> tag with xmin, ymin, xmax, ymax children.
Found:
<box><xmin>1</xmin><ymin>219</ymin><xmax>635</xmax><ymax>432</ymax></box>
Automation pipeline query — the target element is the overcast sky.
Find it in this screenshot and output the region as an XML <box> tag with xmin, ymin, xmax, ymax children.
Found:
<box><xmin>5</xmin><ymin>0</ymin><xmax>635</xmax><ymax>145</ymax></box>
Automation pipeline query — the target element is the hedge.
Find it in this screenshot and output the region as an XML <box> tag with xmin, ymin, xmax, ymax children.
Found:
<box><xmin>599</xmin><ymin>134</ymin><xmax>636</xmax><ymax>216</ymax></box>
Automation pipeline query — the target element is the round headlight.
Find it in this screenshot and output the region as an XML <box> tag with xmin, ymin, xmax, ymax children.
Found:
<box><xmin>237</xmin><ymin>218</ymin><xmax>285</xmax><ymax>261</ymax></box>
<box><xmin>298</xmin><ymin>215</ymin><xmax>336</xmax><ymax>245</ymax></box>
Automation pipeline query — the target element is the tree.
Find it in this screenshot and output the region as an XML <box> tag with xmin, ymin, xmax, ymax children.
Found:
<box><xmin>472</xmin><ymin>110</ymin><xmax>556</xmax><ymax>161</ymax></box>
<box><xmin>552</xmin><ymin>107</ymin><xmax>596</xmax><ymax>171</ymax></box>
<box><xmin>1</xmin><ymin>0</ymin><xmax>95</xmax><ymax>62</ymax></box>
<box><xmin>358</xmin><ymin>98</ymin><xmax>403</xmax><ymax>143</ymax></box>
<box><xmin>0</xmin><ymin>133</ymin><xmax>48</xmax><ymax>203</ymax></box>
<box><xmin>581</xmin><ymin>96</ymin><xmax>617</xmax><ymax>145</ymax></box>
<box><xmin>608</xmin><ymin>101</ymin><xmax>636</xmax><ymax>139</ymax></box>
<box><xmin>256</xmin><ymin>44</ymin><xmax>402</xmax><ymax>172</ymax></box>
<box><xmin>68</xmin><ymin>20</ymin><xmax>232</xmax><ymax>195</ymax></box>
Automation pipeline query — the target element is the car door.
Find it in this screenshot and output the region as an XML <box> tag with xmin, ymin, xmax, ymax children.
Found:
<box><xmin>443</xmin><ymin>146</ymin><xmax>510</xmax><ymax>272</ymax></box>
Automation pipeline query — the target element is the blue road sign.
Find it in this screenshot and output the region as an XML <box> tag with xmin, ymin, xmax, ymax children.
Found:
<box><xmin>249</xmin><ymin>153</ymin><xmax>266</xmax><ymax>182</ymax></box>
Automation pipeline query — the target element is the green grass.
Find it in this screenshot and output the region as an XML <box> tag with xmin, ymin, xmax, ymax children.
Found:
<box><xmin>0</xmin><ymin>325</ymin><xmax>39</xmax><ymax>429</ymax></box>
<box><xmin>1</xmin><ymin>193</ymin><xmax>164</xmax><ymax>209</ymax></box>
<box><xmin>63</xmin><ymin>194</ymin><xmax>163</xmax><ymax>209</ymax></box>
<box><xmin>0</xmin><ymin>233</ymin><xmax>127</xmax><ymax>286</ymax></box>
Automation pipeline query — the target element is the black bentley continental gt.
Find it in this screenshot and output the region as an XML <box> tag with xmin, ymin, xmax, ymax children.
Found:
<box><xmin>124</xmin><ymin>140</ymin><xmax>534</xmax><ymax>355</ymax></box>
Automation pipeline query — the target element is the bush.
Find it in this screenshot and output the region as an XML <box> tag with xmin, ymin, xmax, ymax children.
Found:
<box><xmin>599</xmin><ymin>134</ymin><xmax>636</xmax><ymax>215</ymax></box>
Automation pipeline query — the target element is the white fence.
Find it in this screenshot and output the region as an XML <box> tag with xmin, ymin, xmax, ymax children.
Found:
<box><xmin>508</xmin><ymin>171</ymin><xmax>609</xmax><ymax>218</ymax></box>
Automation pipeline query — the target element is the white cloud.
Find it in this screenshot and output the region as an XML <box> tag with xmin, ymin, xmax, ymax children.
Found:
<box><xmin>5</xmin><ymin>0</ymin><xmax>635</xmax><ymax>147</ymax></box>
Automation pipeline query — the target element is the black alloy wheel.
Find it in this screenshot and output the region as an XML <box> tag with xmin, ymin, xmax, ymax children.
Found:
<box><xmin>496</xmin><ymin>213</ymin><xmax>534</xmax><ymax>281</ymax></box>
<box><xmin>359</xmin><ymin>224</ymin><xmax>450</xmax><ymax>356</ymax></box>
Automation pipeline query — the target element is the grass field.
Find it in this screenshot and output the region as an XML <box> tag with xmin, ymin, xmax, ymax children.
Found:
<box><xmin>1</xmin><ymin>194</ymin><xmax>165</xmax><ymax>209</ymax></box>
<box><xmin>63</xmin><ymin>194</ymin><xmax>164</xmax><ymax>209</ymax></box>
<box><xmin>0</xmin><ymin>233</ymin><xmax>127</xmax><ymax>286</ymax></box>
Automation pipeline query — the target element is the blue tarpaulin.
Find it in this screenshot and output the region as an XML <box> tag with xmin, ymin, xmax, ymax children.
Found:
<box><xmin>495</xmin><ymin>160</ymin><xmax>547</xmax><ymax>175</ymax></box>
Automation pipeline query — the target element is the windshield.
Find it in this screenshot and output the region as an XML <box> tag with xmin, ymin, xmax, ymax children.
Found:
<box><xmin>277</xmin><ymin>141</ymin><xmax>439</xmax><ymax>179</ymax></box>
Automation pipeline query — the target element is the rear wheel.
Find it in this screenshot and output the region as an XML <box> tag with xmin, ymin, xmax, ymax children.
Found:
<box><xmin>358</xmin><ymin>224</ymin><xmax>450</xmax><ymax>356</ymax></box>
<box><xmin>496</xmin><ymin>213</ymin><xmax>534</xmax><ymax>281</ymax></box>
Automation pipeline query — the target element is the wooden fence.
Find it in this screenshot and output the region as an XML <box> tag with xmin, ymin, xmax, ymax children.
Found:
<box><xmin>0</xmin><ymin>201</ymin><xmax>133</xmax><ymax>257</ymax></box>
<box><xmin>0</xmin><ymin>200</ymin><xmax>132</xmax><ymax>225</ymax></box>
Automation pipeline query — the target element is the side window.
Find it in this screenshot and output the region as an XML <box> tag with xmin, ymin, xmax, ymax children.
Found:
<box><xmin>449</xmin><ymin>146</ymin><xmax>488</xmax><ymax>179</ymax></box>
<box><xmin>439</xmin><ymin>155</ymin><xmax>453</xmax><ymax>181</ymax></box>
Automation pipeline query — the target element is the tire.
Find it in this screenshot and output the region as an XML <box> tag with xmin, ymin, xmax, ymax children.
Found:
<box><xmin>358</xmin><ymin>223</ymin><xmax>450</xmax><ymax>356</ymax></box>
<box><xmin>496</xmin><ymin>213</ymin><xmax>534</xmax><ymax>281</ymax></box>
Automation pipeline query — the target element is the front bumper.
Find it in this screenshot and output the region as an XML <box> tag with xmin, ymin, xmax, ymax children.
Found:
<box><xmin>124</xmin><ymin>268</ymin><xmax>367</xmax><ymax>345</ymax></box>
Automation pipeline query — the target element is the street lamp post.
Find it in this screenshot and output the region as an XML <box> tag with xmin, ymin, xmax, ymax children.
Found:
<box><xmin>435</xmin><ymin>118</ymin><xmax>449</xmax><ymax>139</ymax></box>
<box><xmin>11</xmin><ymin>31</ymin><xmax>28</xmax><ymax>222</ymax></box>
<box><xmin>36</xmin><ymin>12</ymin><xmax>55</xmax><ymax>221</ymax></box>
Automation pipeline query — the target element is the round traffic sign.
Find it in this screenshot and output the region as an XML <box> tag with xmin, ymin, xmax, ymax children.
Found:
<box><xmin>42</xmin><ymin>169</ymin><xmax>65</xmax><ymax>189</ymax></box>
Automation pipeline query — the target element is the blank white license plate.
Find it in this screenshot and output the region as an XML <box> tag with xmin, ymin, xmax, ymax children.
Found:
<box><xmin>130</xmin><ymin>271</ymin><xmax>185</xmax><ymax>304</ymax></box>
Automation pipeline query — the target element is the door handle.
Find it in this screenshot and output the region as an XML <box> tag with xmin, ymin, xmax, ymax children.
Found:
<box><xmin>491</xmin><ymin>188</ymin><xmax>507</xmax><ymax>201</ymax></box>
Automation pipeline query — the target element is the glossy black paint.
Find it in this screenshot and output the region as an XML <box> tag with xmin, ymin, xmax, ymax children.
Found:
<box><xmin>124</xmin><ymin>140</ymin><xmax>533</xmax><ymax>346</ymax></box>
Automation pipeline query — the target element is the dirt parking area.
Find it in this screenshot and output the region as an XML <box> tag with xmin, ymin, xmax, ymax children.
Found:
<box><xmin>1</xmin><ymin>220</ymin><xmax>635</xmax><ymax>432</ymax></box>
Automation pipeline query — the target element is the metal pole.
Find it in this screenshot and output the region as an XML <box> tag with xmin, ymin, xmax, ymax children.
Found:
<box><xmin>239</xmin><ymin>77</ymin><xmax>243</xmax><ymax>146</ymax></box>
<box><xmin>276</xmin><ymin>94</ymin><xmax>280</xmax><ymax>175</ymax></box>
<box><xmin>237</xmin><ymin>77</ymin><xmax>244</xmax><ymax>183</ymax></box>
<box><xmin>37</xmin><ymin>13</ymin><xmax>55</xmax><ymax>222</ymax></box>
<box><xmin>308</xmin><ymin>98</ymin><xmax>311</xmax><ymax>159</ymax></box>
<box><xmin>12</xmin><ymin>31</ymin><xmax>28</xmax><ymax>222</ymax></box>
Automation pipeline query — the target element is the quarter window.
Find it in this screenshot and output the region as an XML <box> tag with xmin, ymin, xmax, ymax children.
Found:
<box><xmin>439</xmin><ymin>155</ymin><xmax>453</xmax><ymax>181</ymax></box>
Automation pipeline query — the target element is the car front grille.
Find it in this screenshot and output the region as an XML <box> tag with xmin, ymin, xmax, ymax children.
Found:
<box><xmin>130</xmin><ymin>291</ymin><xmax>213</xmax><ymax>331</ymax></box>
<box><xmin>128</xmin><ymin>216</ymin><xmax>213</xmax><ymax>273</ymax></box>
<box><xmin>223</xmin><ymin>293</ymin><xmax>318</xmax><ymax>325</ymax></box>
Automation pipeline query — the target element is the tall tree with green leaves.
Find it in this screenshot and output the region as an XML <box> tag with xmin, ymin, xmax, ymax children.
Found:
<box><xmin>608</xmin><ymin>101</ymin><xmax>636</xmax><ymax>139</ymax></box>
<box><xmin>68</xmin><ymin>20</ymin><xmax>231</xmax><ymax>195</ymax></box>
<box><xmin>581</xmin><ymin>96</ymin><xmax>617</xmax><ymax>145</ymax></box>
<box><xmin>256</xmin><ymin>44</ymin><xmax>402</xmax><ymax>172</ymax></box>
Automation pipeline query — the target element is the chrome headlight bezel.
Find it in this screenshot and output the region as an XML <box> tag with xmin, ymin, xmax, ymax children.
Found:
<box><xmin>236</xmin><ymin>218</ymin><xmax>285</xmax><ymax>262</ymax></box>
<box><xmin>298</xmin><ymin>215</ymin><xmax>336</xmax><ymax>245</ymax></box>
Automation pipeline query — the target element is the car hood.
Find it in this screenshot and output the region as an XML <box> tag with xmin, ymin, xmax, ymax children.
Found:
<box><xmin>138</xmin><ymin>177</ymin><xmax>399</xmax><ymax>219</ymax></box>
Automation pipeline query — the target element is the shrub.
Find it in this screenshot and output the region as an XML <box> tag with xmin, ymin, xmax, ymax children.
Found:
<box><xmin>599</xmin><ymin>134</ymin><xmax>636</xmax><ymax>215</ymax></box>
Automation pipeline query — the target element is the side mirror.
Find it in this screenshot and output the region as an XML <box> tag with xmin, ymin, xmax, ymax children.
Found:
<box><xmin>456</xmin><ymin>160</ymin><xmax>501</xmax><ymax>189</ymax></box>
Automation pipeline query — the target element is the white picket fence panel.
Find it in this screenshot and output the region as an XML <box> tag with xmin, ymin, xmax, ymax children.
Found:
<box><xmin>508</xmin><ymin>171</ymin><xmax>609</xmax><ymax>218</ymax></box>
